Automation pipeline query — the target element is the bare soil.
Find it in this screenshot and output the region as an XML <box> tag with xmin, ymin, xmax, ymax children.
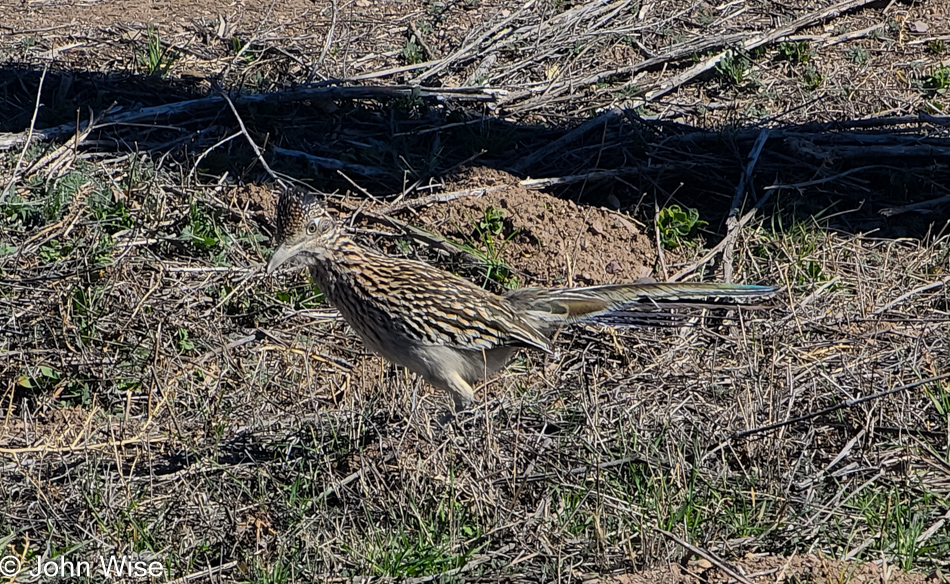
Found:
<box><xmin>413</xmin><ymin>168</ymin><xmax>656</xmax><ymax>286</ymax></box>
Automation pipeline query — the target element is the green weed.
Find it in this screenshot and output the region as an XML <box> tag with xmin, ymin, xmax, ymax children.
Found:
<box><xmin>135</xmin><ymin>27</ymin><xmax>178</xmax><ymax>77</ymax></box>
<box><xmin>921</xmin><ymin>66</ymin><xmax>950</xmax><ymax>97</ymax></box>
<box><xmin>716</xmin><ymin>50</ymin><xmax>752</xmax><ymax>86</ymax></box>
<box><xmin>657</xmin><ymin>204</ymin><xmax>707</xmax><ymax>249</ymax></box>
<box><xmin>846</xmin><ymin>46</ymin><xmax>870</xmax><ymax>64</ymax></box>
<box><xmin>802</xmin><ymin>64</ymin><xmax>824</xmax><ymax>90</ymax></box>
<box><xmin>778</xmin><ymin>41</ymin><xmax>813</xmax><ymax>64</ymax></box>
<box><xmin>470</xmin><ymin>206</ymin><xmax>520</xmax><ymax>288</ymax></box>
<box><xmin>400</xmin><ymin>36</ymin><xmax>425</xmax><ymax>65</ymax></box>
<box><xmin>176</xmin><ymin>328</ymin><xmax>196</xmax><ymax>353</ymax></box>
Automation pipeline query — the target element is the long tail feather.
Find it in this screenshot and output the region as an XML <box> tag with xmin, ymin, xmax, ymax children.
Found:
<box><xmin>503</xmin><ymin>283</ymin><xmax>778</xmax><ymax>330</ymax></box>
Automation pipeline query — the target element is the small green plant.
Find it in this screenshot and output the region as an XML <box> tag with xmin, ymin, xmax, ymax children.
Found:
<box><xmin>136</xmin><ymin>27</ymin><xmax>178</xmax><ymax>76</ymax></box>
<box><xmin>181</xmin><ymin>201</ymin><xmax>224</xmax><ymax>251</ymax></box>
<box><xmin>472</xmin><ymin>207</ymin><xmax>519</xmax><ymax>288</ymax></box>
<box><xmin>778</xmin><ymin>40</ymin><xmax>812</xmax><ymax>64</ymax></box>
<box><xmin>695</xmin><ymin>7</ymin><xmax>715</xmax><ymax>26</ymax></box>
<box><xmin>928</xmin><ymin>39</ymin><xmax>947</xmax><ymax>55</ymax></box>
<box><xmin>716</xmin><ymin>50</ymin><xmax>751</xmax><ymax>86</ymax></box>
<box><xmin>400</xmin><ymin>36</ymin><xmax>424</xmax><ymax>65</ymax></box>
<box><xmin>16</xmin><ymin>365</ymin><xmax>60</xmax><ymax>392</ymax></box>
<box><xmin>748</xmin><ymin>45</ymin><xmax>769</xmax><ymax>60</ymax></box>
<box><xmin>921</xmin><ymin>66</ymin><xmax>950</xmax><ymax>97</ymax></box>
<box><xmin>802</xmin><ymin>64</ymin><xmax>824</xmax><ymax>89</ymax></box>
<box><xmin>657</xmin><ymin>204</ymin><xmax>707</xmax><ymax>249</ymax></box>
<box><xmin>176</xmin><ymin>328</ymin><xmax>195</xmax><ymax>353</ymax></box>
<box><xmin>38</xmin><ymin>240</ymin><xmax>66</xmax><ymax>263</ymax></box>
<box><xmin>846</xmin><ymin>46</ymin><xmax>870</xmax><ymax>64</ymax></box>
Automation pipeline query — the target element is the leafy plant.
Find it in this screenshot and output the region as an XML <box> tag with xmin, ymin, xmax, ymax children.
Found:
<box><xmin>657</xmin><ymin>204</ymin><xmax>707</xmax><ymax>248</ymax></box>
<box><xmin>802</xmin><ymin>64</ymin><xmax>824</xmax><ymax>90</ymax></box>
<box><xmin>400</xmin><ymin>36</ymin><xmax>424</xmax><ymax>65</ymax></box>
<box><xmin>921</xmin><ymin>66</ymin><xmax>950</xmax><ymax>97</ymax></box>
<box><xmin>176</xmin><ymin>328</ymin><xmax>195</xmax><ymax>353</ymax></box>
<box><xmin>778</xmin><ymin>41</ymin><xmax>812</xmax><ymax>64</ymax></box>
<box><xmin>472</xmin><ymin>207</ymin><xmax>520</xmax><ymax>288</ymax></box>
<box><xmin>846</xmin><ymin>46</ymin><xmax>870</xmax><ymax>64</ymax></box>
<box><xmin>716</xmin><ymin>50</ymin><xmax>751</xmax><ymax>86</ymax></box>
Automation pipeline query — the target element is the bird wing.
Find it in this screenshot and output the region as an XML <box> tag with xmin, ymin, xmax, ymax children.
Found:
<box><xmin>351</xmin><ymin>256</ymin><xmax>554</xmax><ymax>353</ymax></box>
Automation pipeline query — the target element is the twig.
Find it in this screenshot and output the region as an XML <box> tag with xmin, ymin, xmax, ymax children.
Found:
<box><xmin>380</xmin><ymin>185</ymin><xmax>502</xmax><ymax>215</ymax></box>
<box><xmin>2</xmin><ymin>64</ymin><xmax>47</xmax><ymax>202</ymax></box>
<box><xmin>513</xmin><ymin>108</ymin><xmax>622</xmax><ymax>172</ymax></box>
<box><xmin>270</xmin><ymin>145</ymin><xmax>385</xmax><ymax>177</ymax></box>
<box><xmin>215</xmin><ymin>85</ymin><xmax>281</xmax><ymax>184</ymax></box>
<box><xmin>872</xmin><ymin>274</ymin><xmax>950</xmax><ymax>315</ymax></box>
<box><xmin>653</xmin><ymin>527</ymin><xmax>753</xmax><ymax>584</ymax></box>
<box><xmin>879</xmin><ymin>193</ymin><xmax>950</xmax><ymax>217</ymax></box>
<box><xmin>723</xmin><ymin>129</ymin><xmax>769</xmax><ymax>283</ymax></box>
<box><xmin>165</xmin><ymin>561</ymin><xmax>239</xmax><ymax>584</ymax></box>
<box><xmin>306</xmin><ymin>0</ymin><xmax>338</xmax><ymax>84</ymax></box>
<box><xmin>715</xmin><ymin>373</ymin><xmax>950</xmax><ymax>448</ymax></box>
<box><xmin>643</xmin><ymin>0</ymin><xmax>878</xmax><ymax>101</ymax></box>
<box><xmin>0</xmin><ymin>85</ymin><xmax>506</xmax><ymax>151</ymax></box>
<box><xmin>412</xmin><ymin>0</ymin><xmax>537</xmax><ymax>83</ymax></box>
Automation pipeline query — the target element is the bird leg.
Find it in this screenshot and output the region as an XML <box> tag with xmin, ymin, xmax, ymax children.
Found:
<box><xmin>440</xmin><ymin>370</ymin><xmax>475</xmax><ymax>413</ymax></box>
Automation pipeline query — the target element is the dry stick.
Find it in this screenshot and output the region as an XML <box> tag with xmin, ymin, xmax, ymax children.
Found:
<box><xmin>305</xmin><ymin>0</ymin><xmax>338</xmax><ymax>85</ymax></box>
<box><xmin>723</xmin><ymin>129</ymin><xmax>769</xmax><ymax>283</ymax></box>
<box><xmin>0</xmin><ymin>85</ymin><xmax>504</xmax><ymax>151</ymax></box>
<box><xmin>412</xmin><ymin>0</ymin><xmax>537</xmax><ymax>83</ymax></box>
<box><xmin>380</xmin><ymin>184</ymin><xmax>505</xmax><ymax>215</ymax></box>
<box><xmin>2</xmin><ymin>64</ymin><xmax>47</xmax><ymax>201</ymax></box>
<box><xmin>165</xmin><ymin>561</ymin><xmax>239</xmax><ymax>584</ymax></box>
<box><xmin>22</xmin><ymin>108</ymin><xmax>96</xmax><ymax>179</ymax></box>
<box><xmin>653</xmin><ymin>527</ymin><xmax>753</xmax><ymax>584</ymax></box>
<box><xmin>879</xmin><ymin>193</ymin><xmax>950</xmax><ymax>217</ymax></box>
<box><xmin>821</xmin><ymin>22</ymin><xmax>884</xmax><ymax>47</ymax></box>
<box><xmin>269</xmin><ymin>145</ymin><xmax>384</xmax><ymax>177</ymax></box>
<box><xmin>643</xmin><ymin>0</ymin><xmax>877</xmax><ymax>101</ymax></box>
<box><xmin>513</xmin><ymin>108</ymin><xmax>622</xmax><ymax>172</ymax></box>
<box><xmin>215</xmin><ymin>86</ymin><xmax>282</xmax><ymax>185</ymax></box>
<box><xmin>872</xmin><ymin>274</ymin><xmax>950</xmax><ymax>315</ymax></box>
<box><xmin>711</xmin><ymin>373</ymin><xmax>950</xmax><ymax>454</ymax></box>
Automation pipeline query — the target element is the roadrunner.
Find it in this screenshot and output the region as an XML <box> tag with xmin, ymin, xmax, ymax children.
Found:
<box><xmin>267</xmin><ymin>189</ymin><xmax>777</xmax><ymax>412</ymax></box>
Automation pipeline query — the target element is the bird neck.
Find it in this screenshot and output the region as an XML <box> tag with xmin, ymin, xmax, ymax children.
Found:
<box><xmin>303</xmin><ymin>231</ymin><xmax>381</xmax><ymax>294</ymax></box>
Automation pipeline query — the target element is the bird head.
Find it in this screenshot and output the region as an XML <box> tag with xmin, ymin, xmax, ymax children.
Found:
<box><xmin>266</xmin><ymin>189</ymin><xmax>339</xmax><ymax>275</ymax></box>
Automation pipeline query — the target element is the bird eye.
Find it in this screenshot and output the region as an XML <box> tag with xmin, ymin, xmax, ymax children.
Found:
<box><xmin>306</xmin><ymin>219</ymin><xmax>319</xmax><ymax>234</ymax></box>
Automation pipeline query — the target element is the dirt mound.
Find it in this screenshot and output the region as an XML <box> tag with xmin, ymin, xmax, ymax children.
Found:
<box><xmin>411</xmin><ymin>168</ymin><xmax>656</xmax><ymax>286</ymax></box>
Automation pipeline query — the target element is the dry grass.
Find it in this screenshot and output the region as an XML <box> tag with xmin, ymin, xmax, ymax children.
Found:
<box><xmin>1</xmin><ymin>154</ymin><xmax>948</xmax><ymax>580</ymax></box>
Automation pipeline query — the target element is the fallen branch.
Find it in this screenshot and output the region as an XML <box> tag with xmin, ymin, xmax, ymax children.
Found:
<box><xmin>0</xmin><ymin>84</ymin><xmax>507</xmax><ymax>151</ymax></box>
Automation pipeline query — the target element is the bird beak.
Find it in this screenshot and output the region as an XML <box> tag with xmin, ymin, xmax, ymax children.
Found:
<box><xmin>266</xmin><ymin>244</ymin><xmax>299</xmax><ymax>276</ymax></box>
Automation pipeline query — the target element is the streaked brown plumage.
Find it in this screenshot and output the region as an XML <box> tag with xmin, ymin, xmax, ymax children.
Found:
<box><xmin>267</xmin><ymin>189</ymin><xmax>777</xmax><ymax>412</ymax></box>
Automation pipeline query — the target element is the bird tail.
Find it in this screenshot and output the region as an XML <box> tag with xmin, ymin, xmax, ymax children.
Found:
<box><xmin>503</xmin><ymin>282</ymin><xmax>778</xmax><ymax>329</ymax></box>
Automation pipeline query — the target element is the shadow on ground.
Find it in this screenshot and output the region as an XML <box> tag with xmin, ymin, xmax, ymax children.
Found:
<box><xmin>3</xmin><ymin>64</ymin><xmax>949</xmax><ymax>241</ymax></box>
